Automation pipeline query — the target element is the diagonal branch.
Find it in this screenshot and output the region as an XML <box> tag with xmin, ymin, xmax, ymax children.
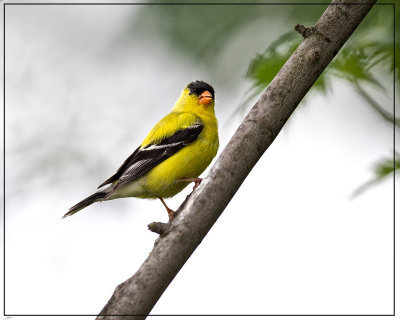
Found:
<box><xmin>97</xmin><ymin>1</ymin><xmax>377</xmax><ymax>319</ymax></box>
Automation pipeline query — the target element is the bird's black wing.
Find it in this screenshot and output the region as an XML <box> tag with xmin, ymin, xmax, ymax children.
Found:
<box><xmin>98</xmin><ymin>146</ymin><xmax>141</xmax><ymax>188</ymax></box>
<box><xmin>98</xmin><ymin>123</ymin><xmax>203</xmax><ymax>189</ymax></box>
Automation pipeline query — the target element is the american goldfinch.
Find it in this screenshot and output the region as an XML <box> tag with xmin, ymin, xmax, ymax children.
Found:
<box><xmin>63</xmin><ymin>80</ymin><xmax>219</xmax><ymax>220</ymax></box>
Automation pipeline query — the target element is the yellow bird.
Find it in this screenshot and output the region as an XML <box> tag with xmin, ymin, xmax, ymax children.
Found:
<box><xmin>63</xmin><ymin>81</ymin><xmax>219</xmax><ymax>220</ymax></box>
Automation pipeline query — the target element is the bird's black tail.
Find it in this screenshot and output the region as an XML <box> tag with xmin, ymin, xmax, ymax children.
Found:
<box><xmin>63</xmin><ymin>191</ymin><xmax>107</xmax><ymax>219</ymax></box>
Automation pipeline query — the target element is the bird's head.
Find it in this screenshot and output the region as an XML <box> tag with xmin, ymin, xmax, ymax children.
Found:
<box><xmin>186</xmin><ymin>80</ymin><xmax>215</xmax><ymax>106</ymax></box>
<box><xmin>173</xmin><ymin>80</ymin><xmax>215</xmax><ymax>113</ymax></box>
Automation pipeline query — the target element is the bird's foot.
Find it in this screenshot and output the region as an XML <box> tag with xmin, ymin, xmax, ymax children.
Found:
<box><xmin>179</xmin><ymin>178</ymin><xmax>202</xmax><ymax>191</ymax></box>
<box><xmin>158</xmin><ymin>197</ymin><xmax>176</xmax><ymax>221</ymax></box>
<box><xmin>167</xmin><ymin>209</ymin><xmax>175</xmax><ymax>221</ymax></box>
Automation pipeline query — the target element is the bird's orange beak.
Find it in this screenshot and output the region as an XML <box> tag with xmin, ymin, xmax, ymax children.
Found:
<box><xmin>199</xmin><ymin>91</ymin><xmax>213</xmax><ymax>105</ymax></box>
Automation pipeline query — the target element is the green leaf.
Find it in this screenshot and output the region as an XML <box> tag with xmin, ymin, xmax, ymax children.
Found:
<box><xmin>373</xmin><ymin>154</ymin><xmax>400</xmax><ymax>178</ymax></box>
<box><xmin>328</xmin><ymin>44</ymin><xmax>386</xmax><ymax>91</ymax></box>
<box><xmin>245</xmin><ymin>32</ymin><xmax>301</xmax><ymax>95</ymax></box>
<box><xmin>352</xmin><ymin>153</ymin><xmax>399</xmax><ymax>198</ymax></box>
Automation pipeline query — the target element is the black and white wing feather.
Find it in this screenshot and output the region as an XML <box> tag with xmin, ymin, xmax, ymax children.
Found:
<box><xmin>98</xmin><ymin>123</ymin><xmax>203</xmax><ymax>190</ymax></box>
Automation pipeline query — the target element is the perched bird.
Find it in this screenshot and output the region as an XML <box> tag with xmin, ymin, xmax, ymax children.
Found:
<box><xmin>63</xmin><ymin>80</ymin><xmax>219</xmax><ymax>220</ymax></box>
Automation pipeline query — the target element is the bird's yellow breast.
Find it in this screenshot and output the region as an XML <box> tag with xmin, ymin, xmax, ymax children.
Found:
<box><xmin>141</xmin><ymin>112</ymin><xmax>218</xmax><ymax>198</ymax></box>
<box><xmin>112</xmin><ymin>87</ymin><xmax>219</xmax><ymax>200</ymax></box>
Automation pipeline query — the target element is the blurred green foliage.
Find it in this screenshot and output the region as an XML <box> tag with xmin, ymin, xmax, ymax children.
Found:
<box><xmin>352</xmin><ymin>153</ymin><xmax>400</xmax><ymax>197</ymax></box>
<box><xmin>246</xmin><ymin>4</ymin><xmax>398</xmax><ymax>101</ymax></box>
<box><xmin>125</xmin><ymin>2</ymin><xmax>326</xmax><ymax>83</ymax></box>
<box><xmin>246</xmin><ymin>32</ymin><xmax>300</xmax><ymax>90</ymax></box>
<box><xmin>244</xmin><ymin>3</ymin><xmax>398</xmax><ymax>194</ymax></box>
<box><xmin>128</xmin><ymin>1</ymin><xmax>398</xmax><ymax>194</ymax></box>
<box><xmin>374</xmin><ymin>155</ymin><xmax>400</xmax><ymax>178</ymax></box>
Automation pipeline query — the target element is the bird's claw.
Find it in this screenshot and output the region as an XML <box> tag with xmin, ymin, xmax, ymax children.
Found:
<box><xmin>179</xmin><ymin>177</ymin><xmax>202</xmax><ymax>191</ymax></box>
<box><xmin>192</xmin><ymin>179</ymin><xmax>201</xmax><ymax>191</ymax></box>
<box><xmin>167</xmin><ymin>209</ymin><xmax>175</xmax><ymax>221</ymax></box>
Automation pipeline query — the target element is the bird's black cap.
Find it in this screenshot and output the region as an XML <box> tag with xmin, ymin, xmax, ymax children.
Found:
<box><xmin>187</xmin><ymin>80</ymin><xmax>215</xmax><ymax>99</ymax></box>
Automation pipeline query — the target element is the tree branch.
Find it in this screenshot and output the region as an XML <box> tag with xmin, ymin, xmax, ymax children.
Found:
<box><xmin>97</xmin><ymin>1</ymin><xmax>377</xmax><ymax>318</ymax></box>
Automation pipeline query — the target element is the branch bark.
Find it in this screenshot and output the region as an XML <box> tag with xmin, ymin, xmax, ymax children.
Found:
<box><xmin>97</xmin><ymin>1</ymin><xmax>377</xmax><ymax>318</ymax></box>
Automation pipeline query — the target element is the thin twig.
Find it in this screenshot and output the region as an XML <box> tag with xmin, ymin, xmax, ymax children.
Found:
<box><xmin>354</xmin><ymin>83</ymin><xmax>400</xmax><ymax>127</ymax></box>
<box><xmin>294</xmin><ymin>24</ymin><xmax>314</xmax><ymax>38</ymax></box>
<box><xmin>148</xmin><ymin>222</ymin><xmax>168</xmax><ymax>235</ymax></box>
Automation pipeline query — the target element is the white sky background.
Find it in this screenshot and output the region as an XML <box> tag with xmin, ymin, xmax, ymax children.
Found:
<box><xmin>3</xmin><ymin>2</ymin><xmax>396</xmax><ymax>319</ymax></box>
